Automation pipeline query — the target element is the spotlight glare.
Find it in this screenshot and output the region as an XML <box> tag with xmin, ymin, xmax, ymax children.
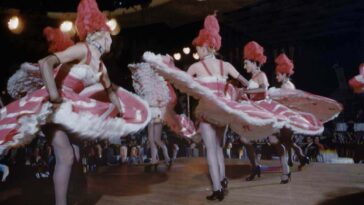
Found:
<box><xmin>107</xmin><ymin>18</ymin><xmax>118</xmax><ymax>31</ymax></box>
<box><xmin>60</xmin><ymin>21</ymin><xmax>73</xmax><ymax>32</ymax></box>
<box><xmin>174</xmin><ymin>53</ymin><xmax>181</xmax><ymax>61</ymax></box>
<box><xmin>183</xmin><ymin>47</ymin><xmax>191</xmax><ymax>55</ymax></box>
<box><xmin>8</xmin><ymin>16</ymin><xmax>19</xmax><ymax>30</ymax></box>
<box><xmin>193</xmin><ymin>53</ymin><xmax>199</xmax><ymax>60</ymax></box>
<box><xmin>107</xmin><ymin>18</ymin><xmax>120</xmax><ymax>35</ymax></box>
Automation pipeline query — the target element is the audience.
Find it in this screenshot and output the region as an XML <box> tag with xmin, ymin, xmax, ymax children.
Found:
<box><xmin>1</xmin><ymin>118</ymin><xmax>364</xmax><ymax>185</ymax></box>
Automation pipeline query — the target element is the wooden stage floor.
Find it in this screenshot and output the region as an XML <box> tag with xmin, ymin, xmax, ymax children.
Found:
<box><xmin>91</xmin><ymin>158</ymin><xmax>363</xmax><ymax>205</ymax></box>
<box><xmin>0</xmin><ymin>157</ymin><xmax>363</xmax><ymax>205</ymax></box>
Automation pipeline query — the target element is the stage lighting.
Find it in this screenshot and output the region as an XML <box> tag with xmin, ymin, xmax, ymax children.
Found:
<box><xmin>8</xmin><ymin>16</ymin><xmax>23</xmax><ymax>34</ymax></box>
<box><xmin>114</xmin><ymin>0</ymin><xmax>152</xmax><ymax>9</ymax></box>
<box><xmin>193</xmin><ymin>53</ymin><xmax>199</xmax><ymax>60</ymax></box>
<box><xmin>60</xmin><ymin>21</ymin><xmax>73</xmax><ymax>32</ymax></box>
<box><xmin>183</xmin><ymin>47</ymin><xmax>191</xmax><ymax>55</ymax></box>
<box><xmin>174</xmin><ymin>53</ymin><xmax>181</xmax><ymax>61</ymax></box>
<box><xmin>107</xmin><ymin>19</ymin><xmax>117</xmax><ymax>31</ymax></box>
<box><xmin>107</xmin><ymin>18</ymin><xmax>120</xmax><ymax>35</ymax></box>
<box><xmin>8</xmin><ymin>16</ymin><xmax>19</xmax><ymax>30</ymax></box>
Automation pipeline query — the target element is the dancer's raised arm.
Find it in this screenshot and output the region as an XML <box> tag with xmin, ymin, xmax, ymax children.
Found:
<box><xmin>38</xmin><ymin>44</ymin><xmax>85</xmax><ymax>103</ymax></box>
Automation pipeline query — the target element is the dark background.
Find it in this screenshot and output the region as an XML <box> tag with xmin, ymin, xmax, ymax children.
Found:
<box><xmin>1</xmin><ymin>0</ymin><xmax>364</xmax><ymax>120</ymax></box>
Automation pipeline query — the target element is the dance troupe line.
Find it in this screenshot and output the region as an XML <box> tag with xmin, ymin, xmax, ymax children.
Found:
<box><xmin>0</xmin><ymin>0</ymin><xmax>351</xmax><ymax>203</ymax></box>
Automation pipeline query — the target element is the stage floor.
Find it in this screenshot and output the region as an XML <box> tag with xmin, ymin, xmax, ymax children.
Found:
<box><xmin>0</xmin><ymin>157</ymin><xmax>363</xmax><ymax>205</ymax></box>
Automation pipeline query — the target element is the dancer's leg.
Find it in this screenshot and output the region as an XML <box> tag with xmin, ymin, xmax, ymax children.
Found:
<box><xmin>282</xmin><ymin>137</ymin><xmax>305</xmax><ymax>164</ymax></box>
<box><xmin>215</xmin><ymin>127</ymin><xmax>226</xmax><ymax>182</ymax></box>
<box><xmin>240</xmin><ymin>137</ymin><xmax>257</xmax><ymax>168</ymax></box>
<box><xmin>293</xmin><ymin>142</ymin><xmax>309</xmax><ymax>170</ymax></box>
<box><xmin>72</xmin><ymin>144</ymin><xmax>80</xmax><ymax>162</ymax></box>
<box><xmin>279</xmin><ymin>145</ymin><xmax>290</xmax><ymax>175</ymax></box>
<box><xmin>200</xmin><ymin>123</ymin><xmax>221</xmax><ymax>191</ymax></box>
<box><xmin>240</xmin><ymin>136</ymin><xmax>261</xmax><ymax>181</ymax></box>
<box><xmin>279</xmin><ymin>128</ymin><xmax>294</xmax><ymax>166</ymax></box>
<box><xmin>153</xmin><ymin>123</ymin><xmax>170</xmax><ymax>162</ymax></box>
<box><xmin>172</xmin><ymin>144</ymin><xmax>179</xmax><ymax>160</ymax></box>
<box><xmin>269</xmin><ymin>135</ymin><xmax>290</xmax><ymax>183</ymax></box>
<box><xmin>292</xmin><ymin>143</ymin><xmax>305</xmax><ymax>159</ymax></box>
<box><xmin>52</xmin><ymin>129</ymin><xmax>75</xmax><ymax>205</ymax></box>
<box><xmin>280</xmin><ymin>128</ymin><xmax>307</xmax><ymax>169</ymax></box>
<box><xmin>148</xmin><ymin>123</ymin><xmax>158</xmax><ymax>164</ymax></box>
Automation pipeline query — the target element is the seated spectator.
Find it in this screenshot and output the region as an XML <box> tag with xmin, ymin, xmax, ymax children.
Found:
<box><xmin>35</xmin><ymin>159</ymin><xmax>50</xmax><ymax>179</ymax></box>
<box><xmin>185</xmin><ymin>139</ymin><xmax>193</xmax><ymax>158</ymax></box>
<box><xmin>32</xmin><ymin>147</ymin><xmax>50</xmax><ymax>179</ymax></box>
<box><xmin>0</xmin><ymin>151</ymin><xmax>10</xmax><ymax>182</ymax></box>
<box><xmin>128</xmin><ymin>146</ymin><xmax>141</xmax><ymax>165</ymax></box>
<box><xmin>304</xmin><ymin>136</ymin><xmax>319</xmax><ymax>161</ymax></box>
<box><xmin>43</xmin><ymin>143</ymin><xmax>55</xmax><ymax>168</ymax></box>
<box><xmin>137</xmin><ymin>145</ymin><xmax>145</xmax><ymax>163</ymax></box>
<box><xmin>87</xmin><ymin>145</ymin><xmax>97</xmax><ymax>172</ymax></box>
<box><xmin>105</xmin><ymin>144</ymin><xmax>118</xmax><ymax>166</ymax></box>
<box><xmin>120</xmin><ymin>143</ymin><xmax>128</xmax><ymax>164</ymax></box>
<box><xmin>172</xmin><ymin>144</ymin><xmax>179</xmax><ymax>160</ymax></box>
<box><xmin>238</xmin><ymin>145</ymin><xmax>244</xmax><ymax>160</ymax></box>
<box><xmin>95</xmin><ymin>142</ymin><xmax>103</xmax><ymax>166</ymax></box>
<box><xmin>0</xmin><ymin>163</ymin><xmax>9</xmax><ymax>182</ymax></box>
<box><xmin>225</xmin><ymin>142</ymin><xmax>233</xmax><ymax>159</ymax></box>
<box><xmin>314</xmin><ymin>136</ymin><xmax>325</xmax><ymax>150</ymax></box>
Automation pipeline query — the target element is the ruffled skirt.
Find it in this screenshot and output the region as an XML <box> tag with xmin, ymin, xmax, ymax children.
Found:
<box><xmin>0</xmin><ymin>83</ymin><xmax>150</xmax><ymax>153</ymax></box>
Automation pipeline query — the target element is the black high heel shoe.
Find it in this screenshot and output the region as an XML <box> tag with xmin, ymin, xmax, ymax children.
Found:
<box><xmin>246</xmin><ymin>165</ymin><xmax>261</xmax><ymax>181</ymax></box>
<box><xmin>206</xmin><ymin>189</ymin><xmax>224</xmax><ymax>201</ymax></box>
<box><xmin>298</xmin><ymin>156</ymin><xmax>310</xmax><ymax>170</ymax></box>
<box><xmin>280</xmin><ymin>172</ymin><xmax>291</xmax><ymax>184</ymax></box>
<box><xmin>221</xmin><ymin>177</ymin><xmax>228</xmax><ymax>189</ymax></box>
